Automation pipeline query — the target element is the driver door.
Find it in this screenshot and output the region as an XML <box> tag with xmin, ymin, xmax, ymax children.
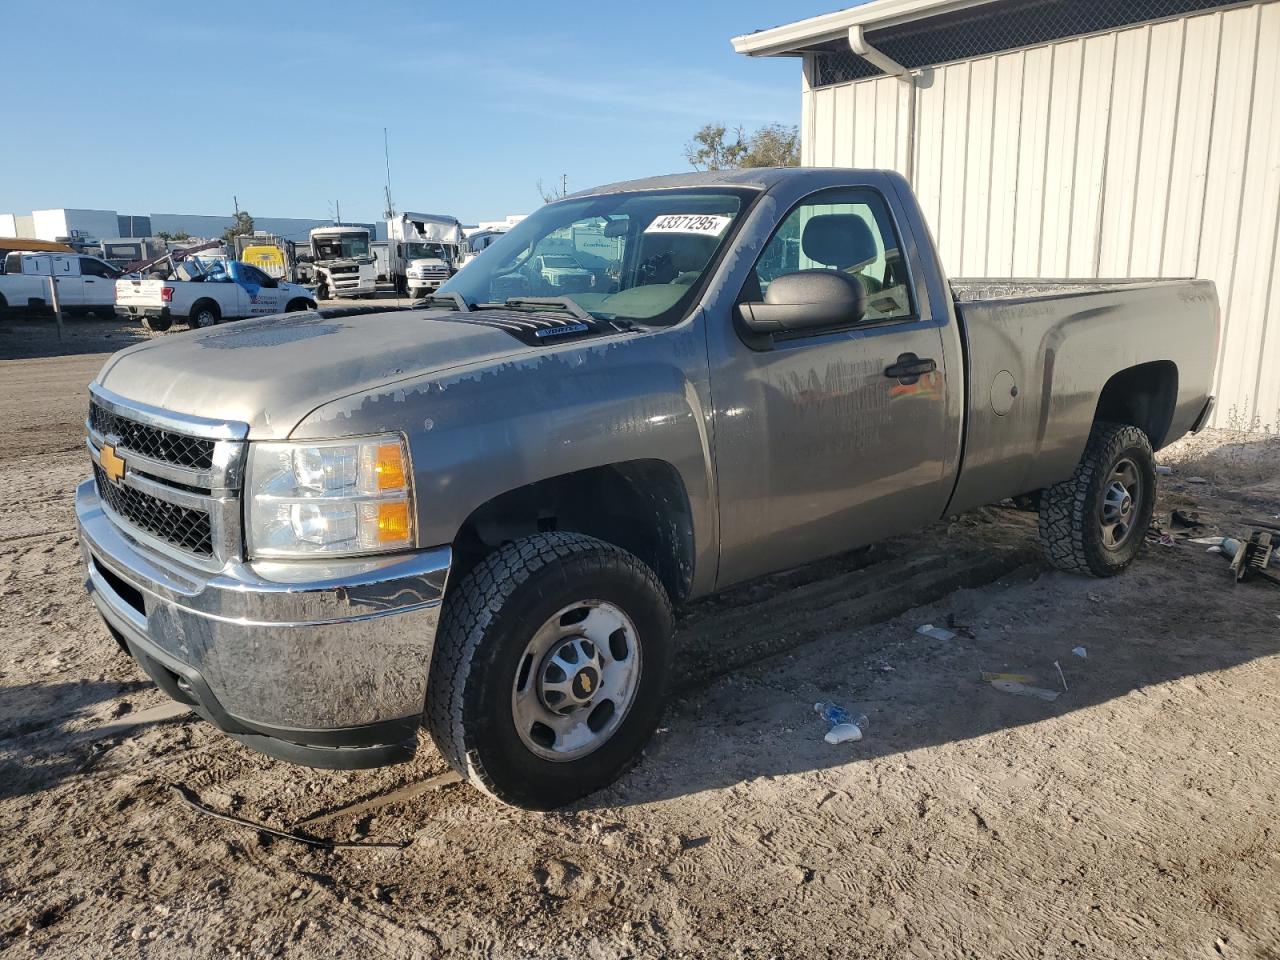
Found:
<box><xmin>709</xmin><ymin>186</ymin><xmax>955</xmax><ymax>588</ymax></box>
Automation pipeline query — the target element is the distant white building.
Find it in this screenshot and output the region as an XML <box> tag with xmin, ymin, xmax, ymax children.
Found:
<box><xmin>3</xmin><ymin>208</ymin><xmax>385</xmax><ymax>243</ymax></box>
<box><xmin>31</xmin><ymin>208</ymin><xmax>121</xmax><ymax>243</ymax></box>
<box><xmin>733</xmin><ymin>0</ymin><xmax>1280</xmax><ymax>429</ymax></box>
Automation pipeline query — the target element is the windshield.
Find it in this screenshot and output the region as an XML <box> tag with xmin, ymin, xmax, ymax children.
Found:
<box><xmin>406</xmin><ymin>242</ymin><xmax>450</xmax><ymax>261</ymax></box>
<box><xmin>313</xmin><ymin>234</ymin><xmax>370</xmax><ymax>261</ymax></box>
<box><xmin>439</xmin><ymin>187</ymin><xmax>753</xmax><ymax>324</ymax></box>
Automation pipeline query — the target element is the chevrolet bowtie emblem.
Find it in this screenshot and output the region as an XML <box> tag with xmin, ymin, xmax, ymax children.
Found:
<box><xmin>581</xmin><ymin>674</ymin><xmax>593</xmax><ymax>694</ymax></box>
<box><xmin>99</xmin><ymin>443</ymin><xmax>126</xmax><ymax>485</ymax></box>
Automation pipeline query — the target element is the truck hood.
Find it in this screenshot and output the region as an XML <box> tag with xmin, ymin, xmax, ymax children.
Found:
<box><xmin>95</xmin><ymin>309</ymin><xmax>529</xmax><ymax>438</ymax></box>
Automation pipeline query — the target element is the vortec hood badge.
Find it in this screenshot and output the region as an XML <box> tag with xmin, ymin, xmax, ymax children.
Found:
<box><xmin>99</xmin><ymin>444</ymin><xmax>126</xmax><ymax>485</ymax></box>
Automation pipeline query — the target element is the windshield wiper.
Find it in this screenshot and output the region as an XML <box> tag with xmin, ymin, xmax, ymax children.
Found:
<box><xmin>417</xmin><ymin>291</ymin><xmax>473</xmax><ymax>312</ymax></box>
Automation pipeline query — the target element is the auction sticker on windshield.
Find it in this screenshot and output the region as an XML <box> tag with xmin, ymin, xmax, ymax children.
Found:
<box><xmin>644</xmin><ymin>214</ymin><xmax>733</xmax><ymax>236</ymax></box>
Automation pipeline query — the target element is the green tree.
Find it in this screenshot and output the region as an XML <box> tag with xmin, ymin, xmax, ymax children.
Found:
<box><xmin>740</xmin><ymin>123</ymin><xmax>801</xmax><ymax>168</ymax></box>
<box><xmin>684</xmin><ymin>122</ymin><xmax>800</xmax><ymax>170</ymax></box>
<box><xmin>684</xmin><ymin>123</ymin><xmax>746</xmax><ymax>171</ymax></box>
<box><xmin>222</xmin><ymin>211</ymin><xmax>254</xmax><ymax>245</ymax></box>
<box><xmin>154</xmin><ymin>230</ymin><xmax>191</xmax><ymax>242</ymax></box>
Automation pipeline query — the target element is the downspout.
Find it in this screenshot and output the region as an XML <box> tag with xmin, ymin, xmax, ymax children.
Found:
<box><xmin>849</xmin><ymin>25</ymin><xmax>917</xmax><ymax>186</ymax></box>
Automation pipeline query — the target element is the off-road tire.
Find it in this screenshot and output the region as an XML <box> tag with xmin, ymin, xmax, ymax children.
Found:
<box><xmin>425</xmin><ymin>533</ymin><xmax>674</xmax><ymax>809</ymax></box>
<box><xmin>190</xmin><ymin>300</ymin><xmax>220</xmax><ymax>328</ymax></box>
<box><xmin>141</xmin><ymin>314</ymin><xmax>173</xmax><ymax>333</ymax></box>
<box><xmin>1038</xmin><ymin>421</ymin><xmax>1156</xmax><ymax>577</ymax></box>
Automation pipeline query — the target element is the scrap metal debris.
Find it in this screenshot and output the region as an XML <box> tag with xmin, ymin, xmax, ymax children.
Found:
<box><xmin>293</xmin><ymin>771</ymin><xmax>464</xmax><ymax>829</ymax></box>
<box><xmin>989</xmin><ymin>679</ymin><xmax>1061</xmax><ymax>702</ymax></box>
<box><xmin>1228</xmin><ymin>530</ymin><xmax>1278</xmax><ymax>586</ymax></box>
<box><xmin>169</xmin><ymin>785</ymin><xmax>409</xmax><ymax>850</ymax></box>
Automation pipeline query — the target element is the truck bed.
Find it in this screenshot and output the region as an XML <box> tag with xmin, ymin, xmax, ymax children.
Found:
<box><xmin>950</xmin><ymin>276</ymin><xmax>1183</xmax><ymax>302</ymax></box>
<box><xmin>943</xmin><ymin>276</ymin><xmax>1218</xmax><ymax>516</ymax></box>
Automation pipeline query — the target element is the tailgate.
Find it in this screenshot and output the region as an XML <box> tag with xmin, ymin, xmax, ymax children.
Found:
<box><xmin>114</xmin><ymin>278</ymin><xmax>164</xmax><ymax>308</ymax></box>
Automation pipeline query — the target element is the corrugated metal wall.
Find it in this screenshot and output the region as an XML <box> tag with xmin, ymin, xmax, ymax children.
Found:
<box><xmin>802</xmin><ymin>1</ymin><xmax>1280</xmax><ymax>429</ymax></box>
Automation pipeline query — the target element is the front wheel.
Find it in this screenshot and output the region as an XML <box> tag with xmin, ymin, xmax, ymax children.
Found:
<box><xmin>425</xmin><ymin>533</ymin><xmax>674</xmax><ymax>809</ymax></box>
<box><xmin>1038</xmin><ymin>421</ymin><xmax>1156</xmax><ymax>577</ymax></box>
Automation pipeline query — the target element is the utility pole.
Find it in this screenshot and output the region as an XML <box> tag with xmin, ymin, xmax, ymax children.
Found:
<box><xmin>560</xmin><ymin>173</ymin><xmax>568</xmax><ymax>198</ymax></box>
<box><xmin>335</xmin><ymin>201</ymin><xmax>342</xmax><ymax>226</ymax></box>
<box><xmin>383</xmin><ymin>127</ymin><xmax>395</xmax><ymax>221</ymax></box>
<box><xmin>233</xmin><ymin>195</ymin><xmax>240</xmax><ymax>217</ymax></box>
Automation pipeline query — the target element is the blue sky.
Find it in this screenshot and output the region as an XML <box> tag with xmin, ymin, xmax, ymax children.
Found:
<box><xmin>5</xmin><ymin>1</ymin><xmax>842</xmax><ymax>225</ymax></box>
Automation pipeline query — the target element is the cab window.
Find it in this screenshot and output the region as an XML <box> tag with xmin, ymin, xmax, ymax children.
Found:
<box><xmin>80</xmin><ymin>258</ymin><xmax>118</xmax><ymax>278</ymax></box>
<box><xmin>750</xmin><ymin>188</ymin><xmax>914</xmax><ymax>322</ymax></box>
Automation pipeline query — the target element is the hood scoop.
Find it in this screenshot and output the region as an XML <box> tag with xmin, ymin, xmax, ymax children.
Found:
<box><xmin>433</xmin><ymin>308</ymin><xmax>631</xmax><ymax>347</ymax></box>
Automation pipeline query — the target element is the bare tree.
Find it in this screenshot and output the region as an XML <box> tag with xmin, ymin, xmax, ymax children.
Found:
<box><xmin>537</xmin><ymin>174</ymin><xmax>569</xmax><ymax>204</ymax></box>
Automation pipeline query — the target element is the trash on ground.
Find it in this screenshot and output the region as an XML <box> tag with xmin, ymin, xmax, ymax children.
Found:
<box><xmin>814</xmin><ymin>701</ymin><xmax>868</xmax><ymax>744</ymax></box>
<box><xmin>1072</xmin><ymin>646</ymin><xmax>1087</xmax><ymax>659</ymax></box>
<box><xmin>1155</xmin><ymin>464</ymin><xmax>1173</xmax><ymax>475</ymax></box>
<box><xmin>1054</xmin><ymin>660</ymin><xmax>1069</xmax><ymax>692</ymax></box>
<box><xmin>916</xmin><ymin>623</ymin><xmax>957</xmax><ymax>641</ymax></box>
<box><xmin>1188</xmin><ymin>536</ymin><xmax>1225</xmax><ymax>546</ymax></box>
<box><xmin>170</xmin><ymin>784</ymin><xmax>409</xmax><ymax>850</ymax></box>
<box><xmin>1185</xmin><ymin>476</ymin><xmax>1210</xmax><ymax>484</ymax></box>
<box><xmin>825</xmin><ymin>723</ymin><xmax>864</xmax><ymax>744</ymax></box>
<box><xmin>945</xmin><ymin>613</ymin><xmax>977</xmax><ymax>639</ymax></box>
<box><xmin>980</xmin><ymin>671</ymin><xmax>1036</xmax><ymax>684</ymax></box>
<box><xmin>990</xmin><ymin>679</ymin><xmax>1061</xmax><ymax>702</ymax></box>
<box><xmin>1171</xmin><ymin>509</ymin><xmax>1205</xmax><ymax>530</ymax></box>
<box><xmin>1145</xmin><ymin>524</ymin><xmax>1177</xmax><ymax>547</ymax></box>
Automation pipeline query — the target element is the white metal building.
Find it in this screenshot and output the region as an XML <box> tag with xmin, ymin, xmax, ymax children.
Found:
<box><xmin>31</xmin><ymin>208</ymin><xmax>122</xmax><ymax>244</ymax></box>
<box><xmin>734</xmin><ymin>0</ymin><xmax>1280</xmax><ymax>429</ymax></box>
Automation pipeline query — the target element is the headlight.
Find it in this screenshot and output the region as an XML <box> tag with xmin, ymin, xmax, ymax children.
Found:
<box><xmin>246</xmin><ymin>435</ymin><xmax>414</xmax><ymax>558</ymax></box>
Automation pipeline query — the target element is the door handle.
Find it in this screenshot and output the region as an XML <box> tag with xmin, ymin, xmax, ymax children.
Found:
<box><xmin>884</xmin><ymin>353</ymin><xmax>937</xmax><ymax>383</ymax></box>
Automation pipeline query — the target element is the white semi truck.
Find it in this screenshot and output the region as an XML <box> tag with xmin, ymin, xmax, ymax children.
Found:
<box><xmin>308</xmin><ymin>225</ymin><xmax>376</xmax><ymax>300</ymax></box>
<box><xmin>387</xmin><ymin>213</ymin><xmax>464</xmax><ymax>298</ymax></box>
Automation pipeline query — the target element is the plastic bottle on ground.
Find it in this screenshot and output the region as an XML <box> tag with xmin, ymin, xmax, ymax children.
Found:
<box><xmin>814</xmin><ymin>702</ymin><xmax>869</xmax><ymax>743</ymax></box>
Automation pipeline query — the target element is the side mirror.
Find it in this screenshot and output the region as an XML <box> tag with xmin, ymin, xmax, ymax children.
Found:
<box><xmin>737</xmin><ymin>270</ymin><xmax>866</xmax><ymax>341</ymax></box>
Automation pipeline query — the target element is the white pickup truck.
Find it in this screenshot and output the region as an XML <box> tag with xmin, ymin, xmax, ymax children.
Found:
<box><xmin>0</xmin><ymin>251</ymin><xmax>121</xmax><ymax>318</ymax></box>
<box><xmin>114</xmin><ymin>259</ymin><xmax>317</xmax><ymax>331</ymax></box>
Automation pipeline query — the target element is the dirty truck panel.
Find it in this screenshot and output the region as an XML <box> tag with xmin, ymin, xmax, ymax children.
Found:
<box><xmin>75</xmin><ymin>167</ymin><xmax>1218</xmax><ymax>807</ymax></box>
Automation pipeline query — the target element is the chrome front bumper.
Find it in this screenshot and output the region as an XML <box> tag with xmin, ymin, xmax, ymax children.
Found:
<box><xmin>76</xmin><ymin>478</ymin><xmax>450</xmax><ymax>768</ymax></box>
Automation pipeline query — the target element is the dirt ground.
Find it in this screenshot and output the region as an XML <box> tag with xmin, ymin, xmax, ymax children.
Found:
<box><xmin>1</xmin><ymin>315</ymin><xmax>1278</xmax><ymax>959</ymax></box>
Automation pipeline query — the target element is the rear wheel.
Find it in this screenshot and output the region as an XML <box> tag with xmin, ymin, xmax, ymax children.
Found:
<box><xmin>190</xmin><ymin>300</ymin><xmax>220</xmax><ymax>328</ymax></box>
<box><xmin>425</xmin><ymin>533</ymin><xmax>674</xmax><ymax>809</ymax></box>
<box><xmin>1038</xmin><ymin>421</ymin><xmax>1156</xmax><ymax>577</ymax></box>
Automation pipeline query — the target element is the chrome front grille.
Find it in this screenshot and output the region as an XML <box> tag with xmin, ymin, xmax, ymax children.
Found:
<box><xmin>89</xmin><ymin>401</ymin><xmax>215</xmax><ymax>470</ymax></box>
<box><xmin>86</xmin><ymin>384</ymin><xmax>248</xmax><ymax>570</ymax></box>
<box><xmin>92</xmin><ymin>463</ymin><xmax>213</xmax><ymax>556</ymax></box>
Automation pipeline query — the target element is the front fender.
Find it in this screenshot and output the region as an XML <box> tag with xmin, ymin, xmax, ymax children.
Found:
<box><xmin>291</xmin><ymin>319</ymin><xmax>720</xmax><ymax>597</ymax></box>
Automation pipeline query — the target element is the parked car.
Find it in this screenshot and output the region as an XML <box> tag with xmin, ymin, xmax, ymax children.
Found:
<box><xmin>534</xmin><ymin>253</ymin><xmax>592</xmax><ymax>291</ymax></box>
<box><xmin>114</xmin><ymin>258</ymin><xmax>316</xmax><ymax>331</ymax></box>
<box><xmin>76</xmin><ymin>168</ymin><xmax>1217</xmax><ymax>808</ymax></box>
<box><xmin>0</xmin><ymin>251</ymin><xmax>120</xmax><ymax>318</ymax></box>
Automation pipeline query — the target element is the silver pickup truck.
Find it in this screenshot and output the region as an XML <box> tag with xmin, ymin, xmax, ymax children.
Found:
<box><xmin>75</xmin><ymin>168</ymin><xmax>1218</xmax><ymax>808</ymax></box>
